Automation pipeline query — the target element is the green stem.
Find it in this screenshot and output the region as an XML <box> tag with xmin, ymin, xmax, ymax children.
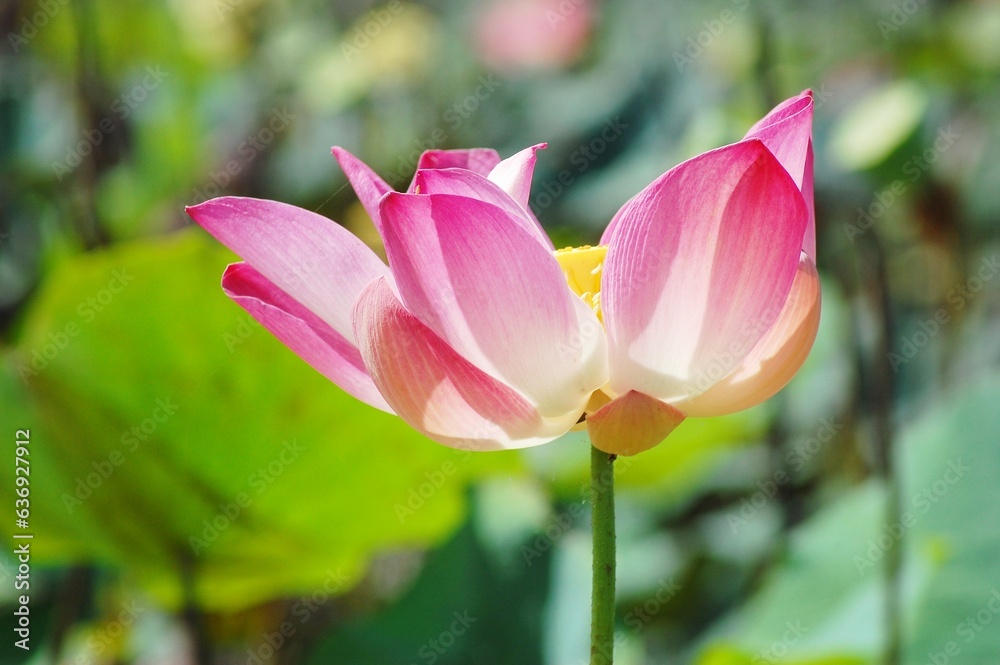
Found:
<box><xmin>590</xmin><ymin>446</ymin><xmax>616</xmax><ymax>665</ymax></box>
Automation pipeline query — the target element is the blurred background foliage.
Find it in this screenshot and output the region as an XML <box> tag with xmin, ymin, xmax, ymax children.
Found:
<box><xmin>0</xmin><ymin>0</ymin><xmax>999</xmax><ymax>663</ymax></box>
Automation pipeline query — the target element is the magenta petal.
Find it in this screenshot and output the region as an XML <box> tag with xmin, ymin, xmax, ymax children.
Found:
<box><xmin>413</xmin><ymin>148</ymin><xmax>502</xmax><ymax>179</ymax></box>
<box><xmin>223</xmin><ymin>263</ymin><xmax>392</xmax><ymax>413</ymax></box>
<box><xmin>487</xmin><ymin>143</ymin><xmax>551</xmax><ymax>247</ymax></box>
<box><xmin>743</xmin><ymin>90</ymin><xmax>815</xmax><ymax>257</ymax></box>
<box><xmin>185</xmin><ymin>196</ymin><xmax>391</xmax><ymax>343</ymax></box>
<box><xmin>353</xmin><ymin>278</ymin><xmax>573</xmax><ymax>450</ymax></box>
<box><xmin>602</xmin><ymin>140</ymin><xmax>807</xmax><ymax>404</ymax></box>
<box><xmin>801</xmin><ymin>142</ymin><xmax>816</xmax><ymax>259</ymax></box>
<box><xmin>331</xmin><ymin>146</ymin><xmax>394</xmax><ymax>236</ymax></box>
<box><xmin>603</xmin><ymin>91</ymin><xmax>815</xmax><ymax>249</ymax></box>
<box><xmin>744</xmin><ymin>90</ymin><xmax>813</xmax><ymax>185</ymax></box>
<box><xmin>487</xmin><ymin>143</ymin><xmax>546</xmax><ymax>210</ymax></box>
<box><xmin>379</xmin><ymin>192</ymin><xmax>607</xmax><ymax>417</ymax></box>
<box><xmin>412</xmin><ymin>167</ymin><xmax>553</xmax><ymax>249</ymax></box>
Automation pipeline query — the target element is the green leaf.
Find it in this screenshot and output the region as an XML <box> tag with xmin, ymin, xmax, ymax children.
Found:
<box><xmin>830</xmin><ymin>80</ymin><xmax>929</xmax><ymax>171</ymax></box>
<box><xmin>699</xmin><ymin>644</ymin><xmax>867</xmax><ymax>665</ymax></box>
<box><xmin>695</xmin><ymin>373</ymin><xmax>1000</xmax><ymax>664</ymax></box>
<box><xmin>306</xmin><ymin>523</ymin><xmax>548</xmax><ymax>665</ymax></box>
<box><xmin>694</xmin><ymin>481</ymin><xmax>884</xmax><ymax>665</ymax></box>
<box><xmin>0</xmin><ymin>230</ymin><xmax>521</xmax><ymax>611</ymax></box>
<box><xmin>900</xmin><ymin>374</ymin><xmax>1000</xmax><ymax>663</ymax></box>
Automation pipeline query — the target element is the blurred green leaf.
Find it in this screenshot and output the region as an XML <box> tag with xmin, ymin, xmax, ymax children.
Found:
<box><xmin>694</xmin><ymin>481</ymin><xmax>883</xmax><ymax>665</ymax></box>
<box><xmin>830</xmin><ymin>80</ymin><xmax>928</xmax><ymax>171</ymax></box>
<box><xmin>695</xmin><ymin>373</ymin><xmax>1000</xmax><ymax>664</ymax></box>
<box><xmin>900</xmin><ymin>374</ymin><xmax>1000</xmax><ymax>663</ymax></box>
<box><xmin>699</xmin><ymin>645</ymin><xmax>866</xmax><ymax>665</ymax></box>
<box><xmin>0</xmin><ymin>230</ymin><xmax>521</xmax><ymax>611</ymax></box>
<box><xmin>307</xmin><ymin>523</ymin><xmax>548</xmax><ymax>665</ymax></box>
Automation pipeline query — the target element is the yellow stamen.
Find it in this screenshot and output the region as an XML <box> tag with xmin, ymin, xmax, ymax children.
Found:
<box><xmin>553</xmin><ymin>245</ymin><xmax>607</xmax><ymax>322</ymax></box>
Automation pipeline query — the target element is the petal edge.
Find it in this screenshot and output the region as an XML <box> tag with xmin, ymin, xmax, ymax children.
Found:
<box><xmin>352</xmin><ymin>278</ymin><xmax>575</xmax><ymax>450</ymax></box>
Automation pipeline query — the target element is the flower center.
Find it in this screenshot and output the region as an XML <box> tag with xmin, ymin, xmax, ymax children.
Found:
<box><xmin>554</xmin><ymin>245</ymin><xmax>607</xmax><ymax>322</ymax></box>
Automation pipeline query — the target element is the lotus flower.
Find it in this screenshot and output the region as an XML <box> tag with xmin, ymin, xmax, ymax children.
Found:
<box><xmin>187</xmin><ymin>90</ymin><xmax>818</xmax><ymax>456</ymax></box>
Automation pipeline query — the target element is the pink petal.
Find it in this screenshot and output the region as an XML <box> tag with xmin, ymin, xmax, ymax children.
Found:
<box><xmin>222</xmin><ymin>263</ymin><xmax>392</xmax><ymax>413</ymax></box>
<box><xmin>487</xmin><ymin>143</ymin><xmax>551</xmax><ymax>247</ymax></box>
<box><xmin>744</xmin><ymin>90</ymin><xmax>814</xmax><ymax>188</ymax></box>
<box><xmin>331</xmin><ymin>146</ymin><xmax>394</xmax><ymax>236</ymax></box>
<box><xmin>186</xmin><ymin>196</ymin><xmax>391</xmax><ymax>344</ymax></box>
<box><xmin>353</xmin><ymin>278</ymin><xmax>575</xmax><ymax>450</ymax></box>
<box><xmin>602</xmin><ymin>140</ymin><xmax>807</xmax><ymax>405</ymax></box>
<box><xmin>603</xmin><ymin>91</ymin><xmax>815</xmax><ymax>250</ymax></box>
<box><xmin>801</xmin><ymin>142</ymin><xmax>816</xmax><ymax>259</ymax></box>
<box><xmin>486</xmin><ymin>143</ymin><xmax>546</xmax><ymax>210</ymax></box>
<box><xmin>677</xmin><ymin>254</ymin><xmax>821</xmax><ymax>417</ymax></box>
<box><xmin>411</xmin><ymin>167</ymin><xmax>553</xmax><ymax>249</ymax></box>
<box><xmin>743</xmin><ymin>90</ymin><xmax>815</xmax><ymax>257</ymax></box>
<box><xmin>413</xmin><ymin>149</ymin><xmax>501</xmax><ymax>179</ymax></box>
<box><xmin>587</xmin><ymin>390</ymin><xmax>685</xmax><ymax>457</ymax></box>
<box><xmin>379</xmin><ymin>192</ymin><xmax>607</xmax><ymax>417</ymax></box>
